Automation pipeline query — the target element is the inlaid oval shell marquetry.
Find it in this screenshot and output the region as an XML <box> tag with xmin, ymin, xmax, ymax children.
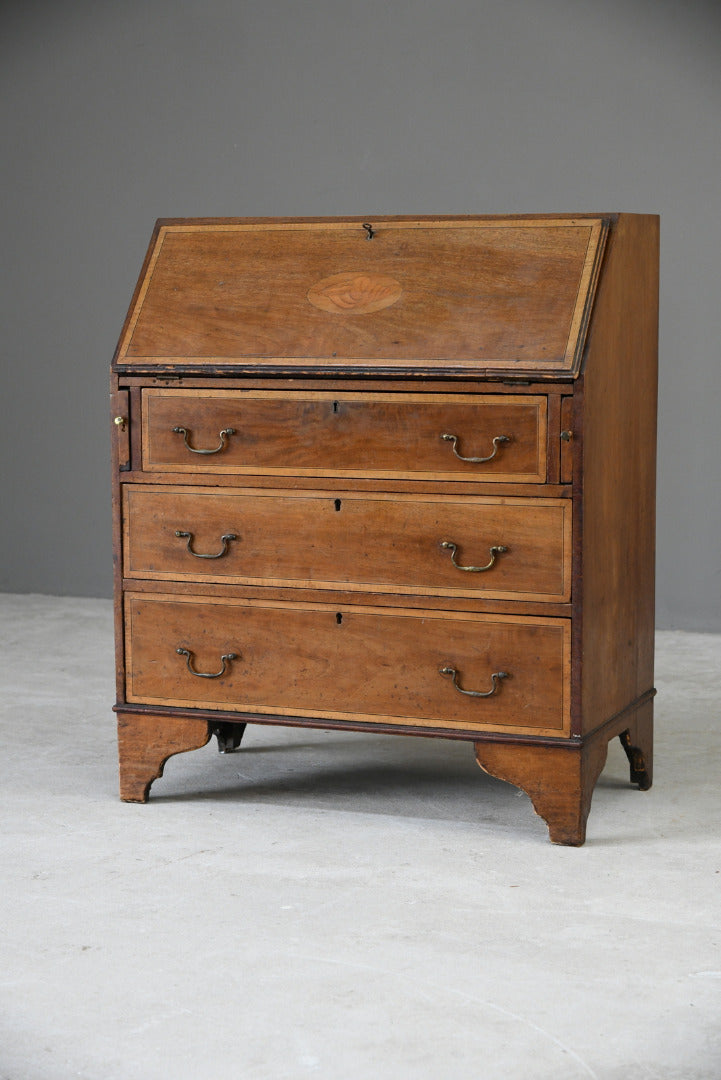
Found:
<box><xmin>307</xmin><ymin>272</ymin><xmax>403</xmax><ymax>315</ymax></box>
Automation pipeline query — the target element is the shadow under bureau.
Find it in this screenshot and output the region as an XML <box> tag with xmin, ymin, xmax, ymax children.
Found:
<box><xmin>111</xmin><ymin>214</ymin><xmax>658</xmax><ymax>845</ymax></box>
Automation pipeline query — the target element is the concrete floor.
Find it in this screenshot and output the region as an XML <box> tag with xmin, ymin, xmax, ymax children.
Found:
<box><xmin>0</xmin><ymin>594</ymin><xmax>719</xmax><ymax>1080</ymax></box>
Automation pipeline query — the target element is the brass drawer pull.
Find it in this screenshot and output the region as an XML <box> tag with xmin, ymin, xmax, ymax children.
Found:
<box><xmin>175</xmin><ymin>530</ymin><xmax>238</xmax><ymax>559</ymax></box>
<box><xmin>439</xmin><ymin>666</ymin><xmax>508</xmax><ymax>698</ymax></box>
<box><xmin>176</xmin><ymin>647</ymin><xmax>238</xmax><ymax>679</ymax></box>
<box><xmin>172</xmin><ymin>426</ymin><xmax>236</xmax><ymax>455</ymax></box>
<box><xmin>440</xmin><ymin>432</ymin><xmax>510</xmax><ymax>463</ymax></box>
<box><xmin>440</xmin><ymin>541</ymin><xmax>508</xmax><ymax>572</ymax></box>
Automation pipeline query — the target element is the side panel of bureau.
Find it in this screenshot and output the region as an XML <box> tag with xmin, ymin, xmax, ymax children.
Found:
<box><xmin>578</xmin><ymin>213</ymin><xmax>658</xmax><ymax>733</ymax></box>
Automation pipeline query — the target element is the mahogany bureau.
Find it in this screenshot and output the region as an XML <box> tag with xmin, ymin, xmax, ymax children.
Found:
<box><xmin>111</xmin><ymin>214</ymin><xmax>658</xmax><ymax>845</ymax></box>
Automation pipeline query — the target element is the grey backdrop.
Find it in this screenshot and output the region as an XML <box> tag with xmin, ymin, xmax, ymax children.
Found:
<box><xmin>2</xmin><ymin>0</ymin><xmax>720</xmax><ymax>629</ymax></box>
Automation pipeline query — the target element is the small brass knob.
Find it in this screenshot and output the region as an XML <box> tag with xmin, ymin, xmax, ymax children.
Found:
<box><xmin>560</xmin><ymin>430</ymin><xmax>573</xmax><ymax>442</ymax></box>
<box><xmin>114</xmin><ymin>416</ymin><xmax>127</xmax><ymax>430</ymax></box>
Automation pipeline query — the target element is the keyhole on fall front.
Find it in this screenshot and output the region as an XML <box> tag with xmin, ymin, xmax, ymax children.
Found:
<box><xmin>334</xmin><ymin>499</ymin><xmax>342</xmax><ymax>512</ymax></box>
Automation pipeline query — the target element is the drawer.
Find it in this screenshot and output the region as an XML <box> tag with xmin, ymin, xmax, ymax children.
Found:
<box><xmin>124</xmin><ymin>594</ymin><xmax>571</xmax><ymax>737</ymax></box>
<box><xmin>141</xmin><ymin>390</ymin><xmax>548</xmax><ymax>483</ymax></box>
<box><xmin>123</xmin><ymin>486</ymin><xmax>571</xmax><ymax>602</ymax></box>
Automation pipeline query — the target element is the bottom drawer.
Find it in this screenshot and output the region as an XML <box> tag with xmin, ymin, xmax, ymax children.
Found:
<box><xmin>124</xmin><ymin>594</ymin><xmax>571</xmax><ymax>737</ymax></box>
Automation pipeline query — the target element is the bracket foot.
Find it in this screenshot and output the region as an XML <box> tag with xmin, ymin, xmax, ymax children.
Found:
<box><xmin>619</xmin><ymin>698</ymin><xmax>653</xmax><ymax>790</ymax></box>
<box><xmin>117</xmin><ymin>712</ymin><xmax>211</xmax><ymax>802</ymax></box>
<box><xmin>212</xmin><ymin>721</ymin><xmax>247</xmax><ymax>753</ymax></box>
<box><xmin>475</xmin><ymin>738</ymin><xmax>608</xmax><ymax>845</ymax></box>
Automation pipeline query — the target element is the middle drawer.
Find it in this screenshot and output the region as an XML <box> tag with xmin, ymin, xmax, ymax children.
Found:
<box><xmin>123</xmin><ymin>485</ymin><xmax>571</xmax><ymax>602</ymax></box>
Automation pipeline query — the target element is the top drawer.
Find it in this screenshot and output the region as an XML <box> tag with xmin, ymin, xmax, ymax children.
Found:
<box><xmin>141</xmin><ymin>390</ymin><xmax>548</xmax><ymax>483</ymax></box>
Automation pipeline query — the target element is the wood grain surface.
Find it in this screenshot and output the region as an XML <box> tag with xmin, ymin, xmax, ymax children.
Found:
<box><xmin>123</xmin><ymin>485</ymin><xmax>571</xmax><ymax>601</ymax></box>
<box><xmin>124</xmin><ymin>594</ymin><xmax>571</xmax><ymax>737</ymax></box>
<box><xmin>115</xmin><ymin>217</ymin><xmax>608</xmax><ymax>376</ymax></box>
<box><xmin>576</xmin><ymin>214</ymin><xmax>658</xmax><ymax>734</ymax></box>
<box><xmin>142</xmin><ymin>389</ymin><xmax>547</xmax><ymax>483</ymax></box>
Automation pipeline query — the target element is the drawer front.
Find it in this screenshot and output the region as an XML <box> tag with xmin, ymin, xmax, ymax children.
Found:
<box><xmin>124</xmin><ymin>486</ymin><xmax>571</xmax><ymax>602</ymax></box>
<box><xmin>142</xmin><ymin>390</ymin><xmax>547</xmax><ymax>483</ymax></box>
<box><xmin>125</xmin><ymin>595</ymin><xmax>570</xmax><ymax>737</ymax></box>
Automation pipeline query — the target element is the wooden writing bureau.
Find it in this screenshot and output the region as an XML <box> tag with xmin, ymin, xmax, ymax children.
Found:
<box><xmin>111</xmin><ymin>214</ymin><xmax>658</xmax><ymax>845</ymax></box>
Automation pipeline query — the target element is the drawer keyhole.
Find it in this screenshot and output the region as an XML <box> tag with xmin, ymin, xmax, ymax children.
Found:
<box><xmin>334</xmin><ymin>498</ymin><xmax>342</xmax><ymax>512</ymax></box>
<box><xmin>336</xmin><ymin>612</ymin><xmax>343</xmax><ymax>625</ymax></box>
<box><xmin>333</xmin><ymin>400</ymin><xmax>339</xmax><ymax>413</ymax></box>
